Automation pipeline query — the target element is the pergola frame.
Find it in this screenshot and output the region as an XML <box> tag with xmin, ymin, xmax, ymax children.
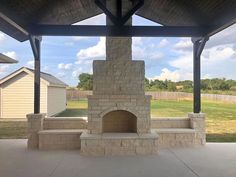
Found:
<box><xmin>1</xmin><ymin>0</ymin><xmax>235</xmax><ymax>114</ymax></box>
<box><xmin>28</xmin><ymin>1</ymin><xmax>232</xmax><ymax>114</ymax></box>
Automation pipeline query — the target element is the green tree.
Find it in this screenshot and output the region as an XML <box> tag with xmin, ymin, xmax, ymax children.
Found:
<box><xmin>150</xmin><ymin>79</ymin><xmax>167</xmax><ymax>90</ymax></box>
<box><xmin>144</xmin><ymin>78</ymin><xmax>150</xmax><ymax>90</ymax></box>
<box><xmin>167</xmin><ymin>82</ymin><xmax>176</xmax><ymax>91</ymax></box>
<box><xmin>77</xmin><ymin>73</ymin><xmax>93</xmax><ymax>90</ymax></box>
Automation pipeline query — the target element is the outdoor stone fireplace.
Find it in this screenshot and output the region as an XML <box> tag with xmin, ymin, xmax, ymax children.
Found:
<box><xmin>81</xmin><ymin>76</ymin><xmax>158</xmax><ymax>155</ymax></box>
<box><xmin>80</xmin><ymin>0</ymin><xmax>158</xmax><ymax>155</ymax></box>
<box><xmin>86</xmin><ymin>60</ymin><xmax>152</xmax><ymax>134</ymax></box>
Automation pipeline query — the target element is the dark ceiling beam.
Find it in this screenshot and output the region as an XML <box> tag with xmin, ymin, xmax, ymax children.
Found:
<box><xmin>95</xmin><ymin>0</ymin><xmax>118</xmax><ymax>25</ymax></box>
<box><xmin>29</xmin><ymin>25</ymin><xmax>210</xmax><ymax>37</ymax></box>
<box><xmin>120</xmin><ymin>0</ymin><xmax>144</xmax><ymax>25</ymax></box>
<box><xmin>0</xmin><ymin>12</ymin><xmax>29</xmax><ymax>36</ymax></box>
<box><xmin>95</xmin><ymin>0</ymin><xmax>144</xmax><ymax>25</ymax></box>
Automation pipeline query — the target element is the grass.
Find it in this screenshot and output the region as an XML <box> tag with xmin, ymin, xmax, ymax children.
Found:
<box><xmin>57</xmin><ymin>99</ymin><xmax>236</xmax><ymax>142</ymax></box>
<box><xmin>0</xmin><ymin>120</ymin><xmax>27</xmax><ymax>139</ymax></box>
<box><xmin>56</xmin><ymin>99</ymin><xmax>88</xmax><ymax>117</ymax></box>
<box><xmin>1</xmin><ymin>99</ymin><xmax>236</xmax><ymax>142</ymax></box>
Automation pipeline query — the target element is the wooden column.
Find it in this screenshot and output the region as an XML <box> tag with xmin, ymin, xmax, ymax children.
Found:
<box><xmin>29</xmin><ymin>35</ymin><xmax>42</xmax><ymax>114</ymax></box>
<box><xmin>191</xmin><ymin>37</ymin><xmax>208</xmax><ymax>113</ymax></box>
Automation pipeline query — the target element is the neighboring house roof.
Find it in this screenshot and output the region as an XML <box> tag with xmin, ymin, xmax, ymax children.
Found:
<box><xmin>0</xmin><ymin>67</ymin><xmax>67</xmax><ymax>87</ymax></box>
<box><xmin>0</xmin><ymin>53</ymin><xmax>18</xmax><ymax>64</ymax></box>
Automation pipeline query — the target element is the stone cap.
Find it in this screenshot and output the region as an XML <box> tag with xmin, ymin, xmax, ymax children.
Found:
<box><xmin>27</xmin><ymin>113</ymin><xmax>46</xmax><ymax>120</ymax></box>
<box><xmin>44</xmin><ymin>117</ymin><xmax>86</xmax><ymax>121</ymax></box>
<box><xmin>188</xmin><ymin>113</ymin><xmax>206</xmax><ymax>118</ymax></box>
<box><xmin>81</xmin><ymin>132</ymin><xmax>158</xmax><ymax>140</ymax></box>
<box><xmin>154</xmin><ymin>128</ymin><xmax>196</xmax><ymax>134</ymax></box>
<box><xmin>151</xmin><ymin>117</ymin><xmax>189</xmax><ymax>121</ymax></box>
<box><xmin>38</xmin><ymin>129</ymin><xmax>85</xmax><ymax>135</ymax></box>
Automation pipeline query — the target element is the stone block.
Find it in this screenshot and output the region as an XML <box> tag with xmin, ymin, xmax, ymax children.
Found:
<box><xmin>27</xmin><ymin>113</ymin><xmax>45</xmax><ymax>149</ymax></box>
<box><xmin>81</xmin><ymin>147</ymin><xmax>105</xmax><ymax>156</ymax></box>
<box><xmin>136</xmin><ymin>147</ymin><xmax>154</xmax><ymax>155</ymax></box>
<box><xmin>105</xmin><ymin>147</ymin><xmax>136</xmax><ymax>156</ymax></box>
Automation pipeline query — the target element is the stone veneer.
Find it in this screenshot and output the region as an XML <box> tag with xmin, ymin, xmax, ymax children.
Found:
<box><xmin>26</xmin><ymin>114</ymin><xmax>205</xmax><ymax>151</ymax></box>
<box><xmin>27</xmin><ymin>113</ymin><xmax>45</xmax><ymax>149</ymax></box>
<box><xmin>87</xmin><ymin>94</ymin><xmax>151</xmax><ymax>134</ymax></box>
<box><xmin>189</xmin><ymin>113</ymin><xmax>206</xmax><ymax>145</ymax></box>
<box><xmin>81</xmin><ymin>132</ymin><xmax>158</xmax><ymax>156</ymax></box>
<box><xmin>87</xmin><ymin>59</ymin><xmax>151</xmax><ymax>135</ymax></box>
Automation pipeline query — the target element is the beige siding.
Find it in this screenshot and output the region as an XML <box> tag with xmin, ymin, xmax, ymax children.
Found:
<box><xmin>47</xmin><ymin>86</ymin><xmax>66</xmax><ymax>116</ymax></box>
<box><xmin>1</xmin><ymin>72</ymin><xmax>47</xmax><ymax>118</ymax></box>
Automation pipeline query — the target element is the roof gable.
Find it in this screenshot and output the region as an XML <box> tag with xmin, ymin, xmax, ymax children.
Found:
<box><xmin>0</xmin><ymin>67</ymin><xmax>67</xmax><ymax>87</ymax></box>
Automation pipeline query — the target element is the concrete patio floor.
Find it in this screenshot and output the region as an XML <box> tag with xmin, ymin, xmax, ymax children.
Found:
<box><xmin>0</xmin><ymin>140</ymin><xmax>236</xmax><ymax>177</ymax></box>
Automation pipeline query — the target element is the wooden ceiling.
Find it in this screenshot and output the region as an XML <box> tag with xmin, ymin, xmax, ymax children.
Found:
<box><xmin>0</xmin><ymin>0</ymin><xmax>236</xmax><ymax>41</ymax></box>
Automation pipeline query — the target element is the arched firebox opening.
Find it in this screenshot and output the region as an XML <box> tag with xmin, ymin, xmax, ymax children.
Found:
<box><xmin>102</xmin><ymin>110</ymin><xmax>137</xmax><ymax>133</ymax></box>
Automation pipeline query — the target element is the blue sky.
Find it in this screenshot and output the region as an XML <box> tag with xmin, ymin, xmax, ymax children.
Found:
<box><xmin>0</xmin><ymin>14</ymin><xmax>236</xmax><ymax>86</ymax></box>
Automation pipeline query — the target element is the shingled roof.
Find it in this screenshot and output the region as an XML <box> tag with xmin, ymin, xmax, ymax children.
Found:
<box><xmin>0</xmin><ymin>67</ymin><xmax>67</xmax><ymax>87</ymax></box>
<box><xmin>0</xmin><ymin>0</ymin><xmax>236</xmax><ymax>41</ymax></box>
<box><xmin>0</xmin><ymin>53</ymin><xmax>18</xmax><ymax>63</ymax></box>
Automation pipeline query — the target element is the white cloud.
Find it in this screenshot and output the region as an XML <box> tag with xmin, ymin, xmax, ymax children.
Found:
<box><xmin>26</xmin><ymin>60</ymin><xmax>34</xmax><ymax>68</ymax></box>
<box><xmin>57</xmin><ymin>72</ymin><xmax>66</xmax><ymax>77</ymax></box>
<box><xmin>3</xmin><ymin>51</ymin><xmax>18</xmax><ymax>60</ymax></box>
<box><xmin>151</xmin><ymin>68</ymin><xmax>180</xmax><ymax>82</ymax></box>
<box><xmin>149</xmin><ymin>52</ymin><xmax>164</xmax><ymax>60</ymax></box>
<box><xmin>206</xmin><ymin>24</ymin><xmax>236</xmax><ymax>48</ymax></box>
<box><xmin>72</xmin><ymin>36</ymin><xmax>90</xmax><ymax>41</ymax></box>
<box><xmin>72</xmin><ymin>37</ymin><xmax>106</xmax><ymax>80</ymax></box>
<box><xmin>76</xmin><ymin>37</ymin><xmax>105</xmax><ymax>62</ymax></box>
<box><xmin>0</xmin><ymin>65</ymin><xmax>9</xmax><ymax>73</ymax></box>
<box><xmin>58</xmin><ymin>63</ymin><xmax>72</xmax><ymax>70</ymax></box>
<box><xmin>132</xmin><ymin>38</ymin><xmax>164</xmax><ymax>60</ymax></box>
<box><xmin>204</xmin><ymin>45</ymin><xmax>235</xmax><ymax>63</ymax></box>
<box><xmin>133</xmin><ymin>37</ymin><xmax>143</xmax><ymax>46</ymax></box>
<box><xmin>174</xmin><ymin>38</ymin><xmax>192</xmax><ymax>51</ymax></box>
<box><xmin>0</xmin><ymin>32</ymin><xmax>6</xmax><ymax>42</ymax></box>
<box><xmin>158</xmin><ymin>39</ymin><xmax>169</xmax><ymax>47</ymax></box>
<box><xmin>168</xmin><ymin>42</ymin><xmax>236</xmax><ymax>81</ymax></box>
<box><xmin>72</xmin><ymin>67</ymin><xmax>83</xmax><ymax>78</ymax></box>
<box><xmin>169</xmin><ymin>51</ymin><xmax>193</xmax><ymax>72</ymax></box>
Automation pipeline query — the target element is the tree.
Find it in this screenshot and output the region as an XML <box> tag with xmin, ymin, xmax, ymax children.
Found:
<box><xmin>150</xmin><ymin>79</ymin><xmax>167</xmax><ymax>90</ymax></box>
<box><xmin>144</xmin><ymin>78</ymin><xmax>150</xmax><ymax>90</ymax></box>
<box><xmin>167</xmin><ymin>82</ymin><xmax>176</xmax><ymax>91</ymax></box>
<box><xmin>77</xmin><ymin>73</ymin><xmax>93</xmax><ymax>90</ymax></box>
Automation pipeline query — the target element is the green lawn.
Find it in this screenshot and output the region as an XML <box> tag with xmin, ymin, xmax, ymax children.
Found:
<box><xmin>1</xmin><ymin>99</ymin><xmax>236</xmax><ymax>142</ymax></box>
<box><xmin>0</xmin><ymin>120</ymin><xmax>27</xmax><ymax>139</ymax></box>
<box><xmin>57</xmin><ymin>99</ymin><xmax>236</xmax><ymax>142</ymax></box>
<box><xmin>56</xmin><ymin>100</ymin><xmax>88</xmax><ymax>117</ymax></box>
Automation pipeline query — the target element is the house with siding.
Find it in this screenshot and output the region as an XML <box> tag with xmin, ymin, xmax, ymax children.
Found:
<box><xmin>0</xmin><ymin>67</ymin><xmax>67</xmax><ymax>119</ymax></box>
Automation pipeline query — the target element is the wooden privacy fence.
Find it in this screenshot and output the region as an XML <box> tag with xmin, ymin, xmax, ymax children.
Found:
<box><xmin>66</xmin><ymin>90</ymin><xmax>236</xmax><ymax>103</ymax></box>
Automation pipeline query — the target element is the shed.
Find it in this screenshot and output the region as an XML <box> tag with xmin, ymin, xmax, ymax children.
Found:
<box><xmin>0</xmin><ymin>67</ymin><xmax>67</xmax><ymax>118</ymax></box>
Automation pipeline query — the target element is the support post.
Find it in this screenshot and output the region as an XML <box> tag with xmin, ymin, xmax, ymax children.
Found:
<box><xmin>29</xmin><ymin>35</ymin><xmax>42</xmax><ymax>114</ymax></box>
<box><xmin>191</xmin><ymin>37</ymin><xmax>208</xmax><ymax>113</ymax></box>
